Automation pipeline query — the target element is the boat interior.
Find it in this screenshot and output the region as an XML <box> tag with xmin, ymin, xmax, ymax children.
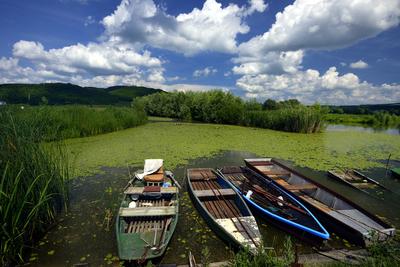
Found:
<box><xmin>188</xmin><ymin>168</ymin><xmax>249</xmax><ymax>219</ymax></box>
<box><xmin>245</xmin><ymin>159</ymin><xmax>393</xmax><ymax>235</ymax></box>
<box><xmin>221</xmin><ymin>166</ymin><xmax>324</xmax><ymax>232</ymax></box>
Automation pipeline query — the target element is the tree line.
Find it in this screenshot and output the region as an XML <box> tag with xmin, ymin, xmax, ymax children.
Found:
<box><xmin>135</xmin><ymin>91</ymin><xmax>326</xmax><ymax>133</ymax></box>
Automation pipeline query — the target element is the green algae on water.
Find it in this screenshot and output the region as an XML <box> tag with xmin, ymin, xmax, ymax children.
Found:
<box><xmin>65</xmin><ymin>122</ymin><xmax>400</xmax><ymax>177</ymax></box>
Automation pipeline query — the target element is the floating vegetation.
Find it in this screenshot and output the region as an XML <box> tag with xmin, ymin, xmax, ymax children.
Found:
<box><xmin>65</xmin><ymin>122</ymin><xmax>400</xmax><ymax>177</ymax></box>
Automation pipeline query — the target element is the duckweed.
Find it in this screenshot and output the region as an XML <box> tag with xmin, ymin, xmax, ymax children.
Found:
<box><xmin>65</xmin><ymin>122</ymin><xmax>400</xmax><ymax>177</ymax></box>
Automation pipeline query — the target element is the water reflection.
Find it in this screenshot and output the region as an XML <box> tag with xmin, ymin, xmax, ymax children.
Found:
<box><xmin>326</xmin><ymin>124</ymin><xmax>399</xmax><ymax>135</ymax></box>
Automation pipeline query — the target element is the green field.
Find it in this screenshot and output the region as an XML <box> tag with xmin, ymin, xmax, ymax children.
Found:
<box><xmin>66</xmin><ymin>121</ymin><xmax>400</xmax><ymax>177</ymax></box>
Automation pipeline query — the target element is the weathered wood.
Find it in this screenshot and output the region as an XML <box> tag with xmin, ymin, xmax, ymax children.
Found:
<box><xmin>124</xmin><ymin>186</ymin><xmax>177</xmax><ymax>195</ymax></box>
<box><xmin>285</xmin><ymin>183</ymin><xmax>317</xmax><ymax>191</ymax></box>
<box><xmin>299</xmin><ymin>195</ymin><xmax>331</xmax><ymax>213</ymax></box>
<box><xmin>194</xmin><ymin>189</ymin><xmax>236</xmax><ymax>198</ymax></box>
<box><xmin>119</xmin><ymin>206</ymin><xmax>176</xmax><ymax>217</ymax></box>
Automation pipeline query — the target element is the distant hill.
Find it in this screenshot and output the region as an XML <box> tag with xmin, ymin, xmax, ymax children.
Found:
<box><xmin>329</xmin><ymin>103</ymin><xmax>400</xmax><ymax>115</ymax></box>
<box><xmin>107</xmin><ymin>86</ymin><xmax>164</xmax><ymax>101</ymax></box>
<box><xmin>0</xmin><ymin>83</ymin><xmax>164</xmax><ymax>105</ymax></box>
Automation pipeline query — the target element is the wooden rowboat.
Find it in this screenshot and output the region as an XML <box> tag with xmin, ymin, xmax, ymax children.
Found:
<box><xmin>328</xmin><ymin>169</ymin><xmax>388</xmax><ymax>191</ymax></box>
<box><xmin>116</xmin><ymin>161</ymin><xmax>179</xmax><ymax>262</ymax></box>
<box><xmin>218</xmin><ymin>166</ymin><xmax>329</xmax><ymax>243</ymax></box>
<box><xmin>187</xmin><ymin>168</ymin><xmax>262</xmax><ymax>253</ymax></box>
<box><xmin>245</xmin><ymin>158</ymin><xmax>396</xmax><ymax>247</ymax></box>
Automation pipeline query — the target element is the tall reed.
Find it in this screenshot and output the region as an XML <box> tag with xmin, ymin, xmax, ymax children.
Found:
<box><xmin>242</xmin><ymin>107</ymin><xmax>325</xmax><ymax>133</ymax></box>
<box><xmin>0</xmin><ymin>108</ymin><xmax>69</xmax><ymax>266</ymax></box>
<box><xmin>8</xmin><ymin>104</ymin><xmax>147</xmax><ymax>141</ymax></box>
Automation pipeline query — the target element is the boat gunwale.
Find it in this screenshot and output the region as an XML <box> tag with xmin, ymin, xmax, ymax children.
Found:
<box><xmin>216</xmin><ymin>167</ymin><xmax>330</xmax><ymax>240</ymax></box>
<box><xmin>116</xmin><ymin>173</ymin><xmax>179</xmax><ymax>261</ymax></box>
<box><xmin>245</xmin><ymin>158</ymin><xmax>394</xmax><ymax>231</ymax></box>
<box><xmin>186</xmin><ymin>168</ymin><xmax>261</xmax><ymax>252</ymax></box>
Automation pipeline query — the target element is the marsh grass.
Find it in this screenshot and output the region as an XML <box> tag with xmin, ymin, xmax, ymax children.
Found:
<box><xmin>242</xmin><ymin>107</ymin><xmax>325</xmax><ymax>133</ymax></box>
<box><xmin>229</xmin><ymin>237</ymin><xmax>295</xmax><ymax>267</ymax></box>
<box><xmin>0</xmin><ymin>109</ymin><xmax>69</xmax><ymax>266</ymax></box>
<box><xmin>7</xmin><ymin>104</ymin><xmax>147</xmax><ymax>141</ymax></box>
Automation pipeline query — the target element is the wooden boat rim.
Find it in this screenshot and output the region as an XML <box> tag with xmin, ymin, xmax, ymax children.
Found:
<box><xmin>245</xmin><ymin>158</ymin><xmax>394</xmax><ymax>229</ymax></box>
<box><xmin>217</xmin><ymin>167</ymin><xmax>330</xmax><ymax>240</ymax></box>
<box><xmin>186</xmin><ymin>168</ymin><xmax>261</xmax><ymax>250</ymax></box>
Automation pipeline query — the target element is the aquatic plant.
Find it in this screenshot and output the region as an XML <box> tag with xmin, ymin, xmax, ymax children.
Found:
<box><xmin>5</xmin><ymin>104</ymin><xmax>147</xmax><ymax>141</ymax></box>
<box><xmin>0</xmin><ymin>110</ymin><xmax>69</xmax><ymax>266</ymax></box>
<box><xmin>229</xmin><ymin>237</ymin><xmax>294</xmax><ymax>267</ymax></box>
<box><xmin>242</xmin><ymin>106</ymin><xmax>326</xmax><ymax>133</ymax></box>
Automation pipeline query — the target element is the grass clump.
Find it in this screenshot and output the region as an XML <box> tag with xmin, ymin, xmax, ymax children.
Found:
<box><xmin>242</xmin><ymin>106</ymin><xmax>325</xmax><ymax>133</ymax></box>
<box><xmin>229</xmin><ymin>237</ymin><xmax>294</xmax><ymax>267</ymax></box>
<box><xmin>6</xmin><ymin>104</ymin><xmax>147</xmax><ymax>141</ymax></box>
<box><xmin>0</xmin><ymin>109</ymin><xmax>69</xmax><ymax>266</ymax></box>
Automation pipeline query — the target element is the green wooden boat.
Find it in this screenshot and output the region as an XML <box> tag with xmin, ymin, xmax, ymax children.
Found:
<box><xmin>392</xmin><ymin>168</ymin><xmax>400</xmax><ymax>179</ymax></box>
<box><xmin>116</xmin><ymin>160</ymin><xmax>179</xmax><ymax>262</ymax></box>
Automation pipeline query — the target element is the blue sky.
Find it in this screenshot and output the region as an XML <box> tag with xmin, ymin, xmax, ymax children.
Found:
<box><xmin>0</xmin><ymin>0</ymin><xmax>399</xmax><ymax>104</ymax></box>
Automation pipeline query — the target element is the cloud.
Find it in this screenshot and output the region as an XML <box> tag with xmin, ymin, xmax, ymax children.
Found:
<box><xmin>13</xmin><ymin>40</ymin><xmax>162</xmax><ymax>75</ymax></box>
<box><xmin>233</xmin><ymin>50</ymin><xmax>304</xmax><ymax>75</ymax></box>
<box><xmin>239</xmin><ymin>0</ymin><xmax>400</xmax><ymax>56</ymax></box>
<box><xmin>193</xmin><ymin>67</ymin><xmax>217</xmax><ymax>77</ymax></box>
<box><xmin>350</xmin><ymin>60</ymin><xmax>369</xmax><ymax>69</ymax></box>
<box><xmin>1</xmin><ymin>40</ymin><xmax>165</xmax><ymax>87</ymax></box>
<box><xmin>102</xmin><ymin>0</ymin><xmax>266</xmax><ymax>55</ymax></box>
<box><xmin>236</xmin><ymin>67</ymin><xmax>400</xmax><ymax>104</ymax></box>
<box><xmin>84</xmin><ymin>15</ymin><xmax>96</xmax><ymax>26</ymax></box>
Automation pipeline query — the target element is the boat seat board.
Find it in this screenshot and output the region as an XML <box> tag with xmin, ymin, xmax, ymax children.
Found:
<box><xmin>328</xmin><ymin>209</ymin><xmax>386</xmax><ymax>233</ymax></box>
<box><xmin>119</xmin><ymin>206</ymin><xmax>176</xmax><ymax>217</ymax></box>
<box><xmin>274</xmin><ymin>179</ymin><xmax>291</xmax><ymax>187</ymax></box>
<box><xmin>285</xmin><ymin>183</ymin><xmax>317</xmax><ymax>191</ymax></box>
<box><xmin>124</xmin><ymin>186</ymin><xmax>178</xmax><ymax>195</ymax></box>
<box><xmin>194</xmin><ymin>188</ymin><xmax>236</xmax><ymax>198</ymax></box>
<box><xmin>299</xmin><ymin>195</ymin><xmax>331</xmax><ymax>213</ymax></box>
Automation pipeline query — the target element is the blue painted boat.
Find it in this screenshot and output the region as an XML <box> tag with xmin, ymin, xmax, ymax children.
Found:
<box><xmin>217</xmin><ymin>166</ymin><xmax>329</xmax><ymax>243</ymax></box>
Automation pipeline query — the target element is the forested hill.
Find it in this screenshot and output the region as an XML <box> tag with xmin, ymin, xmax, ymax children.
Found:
<box><xmin>0</xmin><ymin>83</ymin><xmax>164</xmax><ymax>105</ymax></box>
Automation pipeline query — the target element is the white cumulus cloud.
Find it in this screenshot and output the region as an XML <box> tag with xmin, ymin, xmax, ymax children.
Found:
<box><xmin>239</xmin><ymin>0</ymin><xmax>400</xmax><ymax>56</ymax></box>
<box><xmin>350</xmin><ymin>60</ymin><xmax>369</xmax><ymax>69</ymax></box>
<box><xmin>236</xmin><ymin>67</ymin><xmax>400</xmax><ymax>105</ymax></box>
<box><xmin>193</xmin><ymin>67</ymin><xmax>218</xmax><ymax>77</ymax></box>
<box><xmin>102</xmin><ymin>0</ymin><xmax>266</xmax><ymax>55</ymax></box>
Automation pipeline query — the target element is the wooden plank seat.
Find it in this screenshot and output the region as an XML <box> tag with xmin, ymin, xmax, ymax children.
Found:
<box><xmin>285</xmin><ymin>183</ymin><xmax>317</xmax><ymax>191</ymax></box>
<box><xmin>124</xmin><ymin>186</ymin><xmax>178</xmax><ymax>195</ymax></box>
<box><xmin>274</xmin><ymin>178</ymin><xmax>291</xmax><ymax>187</ymax></box>
<box><xmin>299</xmin><ymin>195</ymin><xmax>331</xmax><ymax>213</ymax></box>
<box><xmin>194</xmin><ymin>188</ymin><xmax>236</xmax><ymax>198</ymax></box>
<box><xmin>119</xmin><ymin>206</ymin><xmax>176</xmax><ymax>217</ymax></box>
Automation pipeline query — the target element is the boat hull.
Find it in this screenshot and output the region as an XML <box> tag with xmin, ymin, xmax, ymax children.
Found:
<box><xmin>186</xmin><ymin>168</ymin><xmax>261</xmax><ymax>253</ymax></box>
<box><xmin>245</xmin><ymin>158</ymin><xmax>396</xmax><ymax>247</ymax></box>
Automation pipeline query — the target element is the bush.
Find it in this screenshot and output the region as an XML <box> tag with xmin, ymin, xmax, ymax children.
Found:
<box><xmin>138</xmin><ymin>91</ymin><xmax>326</xmax><ymax>133</ymax></box>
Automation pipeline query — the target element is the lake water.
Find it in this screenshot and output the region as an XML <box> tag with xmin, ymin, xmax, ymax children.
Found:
<box><xmin>30</xmin><ymin>150</ymin><xmax>400</xmax><ymax>266</ymax></box>
<box><xmin>326</xmin><ymin>124</ymin><xmax>399</xmax><ymax>135</ymax></box>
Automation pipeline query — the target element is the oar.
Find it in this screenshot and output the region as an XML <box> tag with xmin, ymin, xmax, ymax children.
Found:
<box><xmin>165</xmin><ymin>171</ymin><xmax>182</xmax><ymax>190</ymax></box>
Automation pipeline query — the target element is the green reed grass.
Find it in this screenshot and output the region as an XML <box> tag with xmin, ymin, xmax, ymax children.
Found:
<box><xmin>7</xmin><ymin>104</ymin><xmax>147</xmax><ymax>141</ymax></box>
<box><xmin>242</xmin><ymin>107</ymin><xmax>325</xmax><ymax>133</ymax></box>
<box><xmin>0</xmin><ymin>109</ymin><xmax>69</xmax><ymax>266</ymax></box>
<box><xmin>229</xmin><ymin>237</ymin><xmax>294</xmax><ymax>267</ymax></box>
